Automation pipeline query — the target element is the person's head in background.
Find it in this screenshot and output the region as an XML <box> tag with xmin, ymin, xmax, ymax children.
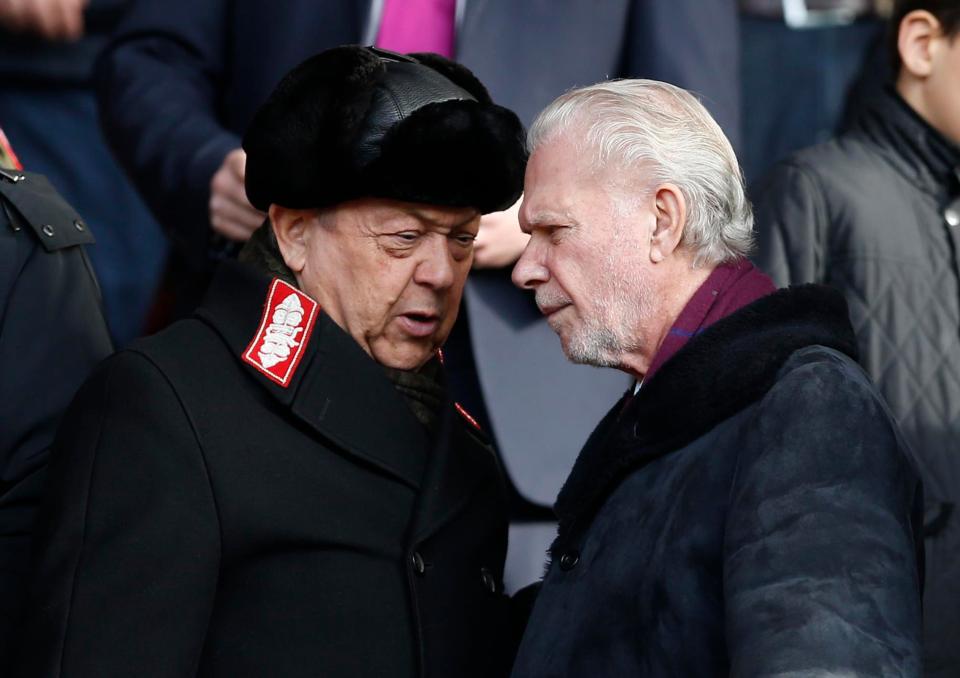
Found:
<box><xmin>893</xmin><ymin>0</ymin><xmax>960</xmax><ymax>144</ymax></box>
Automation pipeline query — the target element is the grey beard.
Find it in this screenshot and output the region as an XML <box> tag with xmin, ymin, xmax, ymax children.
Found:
<box><xmin>564</xmin><ymin>265</ymin><xmax>652</xmax><ymax>369</ymax></box>
<box><xmin>564</xmin><ymin>322</ymin><xmax>624</xmax><ymax>368</ymax></box>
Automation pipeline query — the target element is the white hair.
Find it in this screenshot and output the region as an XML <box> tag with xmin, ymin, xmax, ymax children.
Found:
<box><xmin>528</xmin><ymin>79</ymin><xmax>754</xmax><ymax>267</ymax></box>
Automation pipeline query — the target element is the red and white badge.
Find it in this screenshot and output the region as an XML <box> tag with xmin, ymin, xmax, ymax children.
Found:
<box><xmin>243</xmin><ymin>279</ymin><xmax>319</xmax><ymax>387</ymax></box>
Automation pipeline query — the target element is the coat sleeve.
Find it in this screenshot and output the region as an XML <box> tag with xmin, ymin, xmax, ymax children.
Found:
<box><xmin>622</xmin><ymin>0</ymin><xmax>740</xmax><ymax>151</ymax></box>
<box><xmin>94</xmin><ymin>0</ymin><xmax>239</xmax><ymax>267</ymax></box>
<box><xmin>723</xmin><ymin>353</ymin><xmax>923</xmax><ymax>677</ymax></box>
<box><xmin>0</xmin><ymin>232</ymin><xmax>113</xmax><ymax>663</ymax></box>
<box><xmin>15</xmin><ymin>350</ymin><xmax>221</xmax><ymax>677</ymax></box>
<box><xmin>751</xmin><ymin>160</ymin><xmax>829</xmax><ymax>287</ymax></box>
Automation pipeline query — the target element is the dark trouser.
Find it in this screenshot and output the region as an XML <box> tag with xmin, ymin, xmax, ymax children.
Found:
<box><xmin>740</xmin><ymin>15</ymin><xmax>884</xmax><ymax>186</ymax></box>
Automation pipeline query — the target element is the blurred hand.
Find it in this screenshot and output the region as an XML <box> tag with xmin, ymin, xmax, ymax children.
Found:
<box><xmin>473</xmin><ymin>197</ymin><xmax>529</xmax><ymax>269</ymax></box>
<box><xmin>0</xmin><ymin>0</ymin><xmax>88</xmax><ymax>41</ymax></box>
<box><xmin>209</xmin><ymin>148</ymin><xmax>266</xmax><ymax>242</ymax></box>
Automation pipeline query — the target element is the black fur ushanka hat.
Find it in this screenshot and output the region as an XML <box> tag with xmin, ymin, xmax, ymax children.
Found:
<box><xmin>243</xmin><ymin>45</ymin><xmax>527</xmax><ymax>215</ymax></box>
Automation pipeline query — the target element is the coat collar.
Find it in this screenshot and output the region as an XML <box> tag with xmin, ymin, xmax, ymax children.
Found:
<box><xmin>196</xmin><ymin>260</ymin><xmax>498</xmax><ymax>543</ymax></box>
<box><xmin>855</xmin><ymin>87</ymin><xmax>960</xmax><ymax>203</ymax></box>
<box><xmin>197</xmin><ymin>260</ymin><xmax>431</xmax><ymax>490</ymax></box>
<box><xmin>552</xmin><ymin>284</ymin><xmax>859</xmax><ymax>551</ymax></box>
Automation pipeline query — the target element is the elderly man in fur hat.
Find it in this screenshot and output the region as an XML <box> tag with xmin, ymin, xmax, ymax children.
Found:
<box><xmin>15</xmin><ymin>46</ymin><xmax>526</xmax><ymax>678</ymax></box>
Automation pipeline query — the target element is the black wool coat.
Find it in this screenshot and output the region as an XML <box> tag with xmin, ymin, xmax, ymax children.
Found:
<box><xmin>511</xmin><ymin>285</ymin><xmax>925</xmax><ymax>678</ymax></box>
<box><xmin>16</xmin><ymin>260</ymin><xmax>511</xmax><ymax>678</ymax></box>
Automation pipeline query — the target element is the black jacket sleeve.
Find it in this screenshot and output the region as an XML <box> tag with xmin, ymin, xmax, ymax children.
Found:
<box><xmin>95</xmin><ymin>0</ymin><xmax>238</xmax><ymax>267</ymax></box>
<box><xmin>751</xmin><ymin>160</ymin><xmax>830</xmax><ymax>286</ymax></box>
<box><xmin>723</xmin><ymin>350</ymin><xmax>923</xmax><ymax>676</ymax></box>
<box><xmin>0</xmin><ymin>177</ymin><xmax>114</xmax><ymax>664</ymax></box>
<box><xmin>16</xmin><ymin>351</ymin><xmax>222</xmax><ymax>677</ymax></box>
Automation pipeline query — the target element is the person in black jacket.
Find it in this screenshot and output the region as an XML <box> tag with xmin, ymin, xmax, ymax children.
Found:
<box><xmin>15</xmin><ymin>46</ymin><xmax>526</xmax><ymax>678</ymax></box>
<box><xmin>0</xmin><ymin>155</ymin><xmax>113</xmax><ymax>665</ymax></box>
<box><xmin>509</xmin><ymin>79</ymin><xmax>923</xmax><ymax>677</ymax></box>
<box><xmin>752</xmin><ymin>3</ymin><xmax>960</xmax><ymax>674</ymax></box>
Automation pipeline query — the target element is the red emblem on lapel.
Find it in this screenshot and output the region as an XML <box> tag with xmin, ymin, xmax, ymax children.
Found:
<box><xmin>242</xmin><ymin>279</ymin><xmax>319</xmax><ymax>388</ymax></box>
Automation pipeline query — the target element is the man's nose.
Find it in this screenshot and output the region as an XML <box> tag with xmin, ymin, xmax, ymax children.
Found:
<box><xmin>414</xmin><ymin>234</ymin><xmax>456</xmax><ymax>290</ymax></box>
<box><xmin>511</xmin><ymin>238</ymin><xmax>549</xmax><ymax>290</ymax></box>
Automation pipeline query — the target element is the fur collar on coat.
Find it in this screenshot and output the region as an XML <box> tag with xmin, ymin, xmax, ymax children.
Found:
<box><xmin>553</xmin><ymin>283</ymin><xmax>859</xmax><ymax>550</ymax></box>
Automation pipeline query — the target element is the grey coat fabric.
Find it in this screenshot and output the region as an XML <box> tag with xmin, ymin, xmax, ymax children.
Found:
<box><xmin>511</xmin><ymin>285</ymin><xmax>924</xmax><ymax>678</ymax></box>
<box><xmin>752</xmin><ymin>88</ymin><xmax>960</xmax><ymax>676</ymax></box>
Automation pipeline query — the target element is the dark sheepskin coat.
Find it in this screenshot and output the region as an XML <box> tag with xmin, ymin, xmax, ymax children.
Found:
<box><xmin>511</xmin><ymin>284</ymin><xmax>924</xmax><ymax>678</ymax></box>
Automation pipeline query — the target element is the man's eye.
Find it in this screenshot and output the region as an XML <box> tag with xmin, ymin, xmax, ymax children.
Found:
<box><xmin>393</xmin><ymin>232</ymin><xmax>420</xmax><ymax>243</ymax></box>
<box><xmin>454</xmin><ymin>234</ymin><xmax>476</xmax><ymax>246</ymax></box>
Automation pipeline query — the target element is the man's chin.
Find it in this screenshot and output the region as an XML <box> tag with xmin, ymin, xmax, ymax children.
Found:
<box><xmin>371</xmin><ymin>334</ymin><xmax>443</xmax><ymax>371</ymax></box>
<box><xmin>561</xmin><ymin>332</ymin><xmax>621</xmax><ymax>369</ymax></box>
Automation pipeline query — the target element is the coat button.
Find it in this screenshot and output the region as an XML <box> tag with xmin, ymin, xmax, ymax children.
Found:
<box><xmin>411</xmin><ymin>551</ymin><xmax>426</xmax><ymax>576</ymax></box>
<box><xmin>74</xmin><ymin>220</ymin><xmax>85</xmax><ymax>232</ymax></box>
<box><xmin>946</xmin><ymin>206</ymin><xmax>960</xmax><ymax>227</ymax></box>
<box><xmin>559</xmin><ymin>550</ymin><xmax>580</xmax><ymax>571</ymax></box>
<box><xmin>41</xmin><ymin>224</ymin><xmax>55</xmax><ymax>237</ymax></box>
<box><xmin>480</xmin><ymin>567</ymin><xmax>497</xmax><ymax>594</ymax></box>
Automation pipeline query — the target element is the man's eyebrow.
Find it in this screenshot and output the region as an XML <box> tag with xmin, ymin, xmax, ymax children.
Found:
<box><xmin>525</xmin><ymin>209</ymin><xmax>574</xmax><ymax>226</ymax></box>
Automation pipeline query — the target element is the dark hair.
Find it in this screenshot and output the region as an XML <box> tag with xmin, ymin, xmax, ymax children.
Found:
<box><xmin>890</xmin><ymin>0</ymin><xmax>960</xmax><ymax>68</ymax></box>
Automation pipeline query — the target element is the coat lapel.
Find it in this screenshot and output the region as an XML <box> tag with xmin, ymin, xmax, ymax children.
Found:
<box><xmin>290</xmin><ymin>314</ymin><xmax>430</xmax><ymax>490</ymax></box>
<box><xmin>407</xmin><ymin>402</ymin><xmax>499</xmax><ymax>544</ymax></box>
<box><xmin>198</xmin><ymin>260</ymin><xmax>429</xmax><ymax>490</ymax></box>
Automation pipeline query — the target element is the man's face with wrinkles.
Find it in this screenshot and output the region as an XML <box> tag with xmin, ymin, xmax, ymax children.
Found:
<box><xmin>297</xmin><ymin>198</ymin><xmax>480</xmax><ymax>370</ymax></box>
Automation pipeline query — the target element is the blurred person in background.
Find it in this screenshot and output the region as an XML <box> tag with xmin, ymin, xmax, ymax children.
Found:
<box><xmin>753</xmin><ymin>2</ymin><xmax>960</xmax><ymax>674</ymax></box>
<box><xmin>0</xmin><ymin>0</ymin><xmax>166</xmax><ymax>345</ymax></box>
<box><xmin>0</xmin><ymin>131</ymin><xmax>112</xmax><ymax>666</ymax></box>
<box><xmin>95</xmin><ymin>0</ymin><xmax>741</xmax><ymax>590</ymax></box>
<box><xmin>739</xmin><ymin>0</ymin><xmax>894</xmax><ymax>184</ymax></box>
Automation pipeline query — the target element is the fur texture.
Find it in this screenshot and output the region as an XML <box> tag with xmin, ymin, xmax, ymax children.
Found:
<box><xmin>553</xmin><ymin>283</ymin><xmax>860</xmax><ymax>552</ymax></box>
<box><xmin>243</xmin><ymin>46</ymin><xmax>526</xmax><ymax>213</ymax></box>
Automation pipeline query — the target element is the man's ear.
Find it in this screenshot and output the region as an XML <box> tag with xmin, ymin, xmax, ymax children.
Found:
<box><xmin>268</xmin><ymin>205</ymin><xmax>313</xmax><ymax>274</ymax></box>
<box><xmin>899</xmin><ymin>9</ymin><xmax>941</xmax><ymax>79</ymax></box>
<box><xmin>649</xmin><ymin>184</ymin><xmax>686</xmax><ymax>264</ymax></box>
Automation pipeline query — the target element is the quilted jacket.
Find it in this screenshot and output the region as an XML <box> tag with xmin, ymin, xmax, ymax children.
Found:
<box><xmin>511</xmin><ymin>285</ymin><xmax>923</xmax><ymax>678</ymax></box>
<box><xmin>753</xmin><ymin>88</ymin><xmax>960</xmax><ymax>677</ymax></box>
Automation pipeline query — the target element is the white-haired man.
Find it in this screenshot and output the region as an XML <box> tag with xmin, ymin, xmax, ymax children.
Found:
<box><xmin>509</xmin><ymin>80</ymin><xmax>924</xmax><ymax>677</ymax></box>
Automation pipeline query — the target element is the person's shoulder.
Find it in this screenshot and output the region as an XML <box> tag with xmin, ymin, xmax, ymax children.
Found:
<box><xmin>771</xmin><ymin>131</ymin><xmax>890</xmax><ymax>198</ymax></box>
<box><xmin>127</xmin><ymin>316</ymin><xmax>232</xmax><ymax>376</ymax></box>
<box><xmin>761</xmin><ymin>345</ymin><xmax>901</xmax><ymax>448</ymax></box>
<box><xmin>732</xmin><ymin>344</ymin><xmax>915</xmax><ymax>499</ymax></box>
<box><xmin>0</xmin><ymin>171</ymin><xmax>96</xmax><ymax>251</ymax></box>
<box><xmin>769</xmin><ymin>345</ymin><xmax>878</xmax><ymax>405</ymax></box>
